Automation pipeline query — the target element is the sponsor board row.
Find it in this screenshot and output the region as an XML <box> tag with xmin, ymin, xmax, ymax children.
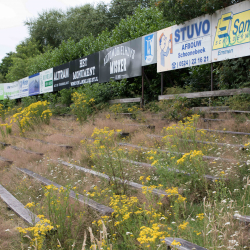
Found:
<box><xmin>157</xmin><ymin>1</ymin><xmax>250</xmax><ymax>72</ymax></box>
<box><xmin>1</xmin><ymin>69</ymin><xmax>53</xmax><ymax>100</ymax></box>
<box><xmin>1</xmin><ymin>1</ymin><xmax>250</xmax><ymax>100</ymax></box>
<box><xmin>1</xmin><ymin>38</ymin><xmax>143</xmax><ymax>99</ymax></box>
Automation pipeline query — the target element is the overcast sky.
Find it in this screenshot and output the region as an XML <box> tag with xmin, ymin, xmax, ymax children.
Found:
<box><xmin>0</xmin><ymin>0</ymin><xmax>111</xmax><ymax>63</ymax></box>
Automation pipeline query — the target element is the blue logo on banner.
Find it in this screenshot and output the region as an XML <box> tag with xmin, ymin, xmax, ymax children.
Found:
<box><xmin>144</xmin><ymin>34</ymin><xmax>154</xmax><ymax>64</ymax></box>
<box><xmin>172</xmin><ymin>62</ymin><xmax>176</xmax><ymax>69</ymax></box>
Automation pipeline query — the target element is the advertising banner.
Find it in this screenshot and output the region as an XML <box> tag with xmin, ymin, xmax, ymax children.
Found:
<box><xmin>29</xmin><ymin>73</ymin><xmax>40</xmax><ymax>96</ymax></box>
<box><xmin>0</xmin><ymin>84</ymin><xmax>4</xmax><ymax>100</ymax></box>
<box><xmin>212</xmin><ymin>1</ymin><xmax>250</xmax><ymax>62</ymax></box>
<box><xmin>142</xmin><ymin>32</ymin><xmax>157</xmax><ymax>66</ymax></box>
<box><xmin>19</xmin><ymin>77</ymin><xmax>29</xmax><ymax>97</ymax></box>
<box><xmin>53</xmin><ymin>62</ymin><xmax>70</xmax><ymax>91</ymax></box>
<box><xmin>4</xmin><ymin>82</ymin><xmax>20</xmax><ymax>99</ymax></box>
<box><xmin>157</xmin><ymin>14</ymin><xmax>212</xmax><ymax>72</ymax></box>
<box><xmin>40</xmin><ymin>68</ymin><xmax>53</xmax><ymax>94</ymax></box>
<box><xmin>70</xmin><ymin>52</ymin><xmax>99</xmax><ymax>87</ymax></box>
<box><xmin>99</xmin><ymin>37</ymin><xmax>142</xmax><ymax>83</ymax></box>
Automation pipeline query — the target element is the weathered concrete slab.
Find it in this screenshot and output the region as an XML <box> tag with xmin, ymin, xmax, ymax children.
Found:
<box><xmin>0</xmin><ymin>184</ymin><xmax>40</xmax><ymax>225</ymax></box>
<box><xmin>57</xmin><ymin>160</ymin><xmax>168</xmax><ymax>197</ymax></box>
<box><xmin>164</xmin><ymin>238</ymin><xmax>207</xmax><ymax>250</ymax></box>
<box><xmin>17</xmin><ymin>168</ymin><xmax>113</xmax><ymax>215</ymax></box>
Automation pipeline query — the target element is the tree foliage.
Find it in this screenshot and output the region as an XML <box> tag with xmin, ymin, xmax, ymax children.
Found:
<box><xmin>5</xmin><ymin>39</ymin><xmax>40</xmax><ymax>82</ymax></box>
<box><xmin>0</xmin><ymin>52</ymin><xmax>14</xmax><ymax>82</ymax></box>
<box><xmin>24</xmin><ymin>0</ymin><xmax>154</xmax><ymax>52</ymax></box>
<box><xmin>157</xmin><ymin>0</ymin><xmax>245</xmax><ymax>24</ymax></box>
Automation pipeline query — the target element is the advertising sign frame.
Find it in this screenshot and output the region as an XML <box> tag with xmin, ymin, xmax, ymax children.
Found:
<box><xmin>40</xmin><ymin>68</ymin><xmax>53</xmax><ymax>94</ymax></box>
<box><xmin>70</xmin><ymin>52</ymin><xmax>99</xmax><ymax>87</ymax></box>
<box><xmin>212</xmin><ymin>1</ymin><xmax>250</xmax><ymax>62</ymax></box>
<box><xmin>4</xmin><ymin>82</ymin><xmax>20</xmax><ymax>99</ymax></box>
<box><xmin>53</xmin><ymin>62</ymin><xmax>70</xmax><ymax>92</ymax></box>
<box><xmin>142</xmin><ymin>32</ymin><xmax>157</xmax><ymax>66</ymax></box>
<box><xmin>157</xmin><ymin>14</ymin><xmax>212</xmax><ymax>72</ymax></box>
<box><xmin>29</xmin><ymin>73</ymin><xmax>40</xmax><ymax>96</ymax></box>
<box><xmin>99</xmin><ymin>37</ymin><xmax>142</xmax><ymax>83</ymax></box>
<box><xmin>19</xmin><ymin>77</ymin><xmax>29</xmax><ymax>98</ymax></box>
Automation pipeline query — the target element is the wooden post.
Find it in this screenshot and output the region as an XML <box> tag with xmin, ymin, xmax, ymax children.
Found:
<box><xmin>141</xmin><ymin>67</ymin><xmax>144</xmax><ymax>108</ymax></box>
<box><xmin>211</xmin><ymin>63</ymin><xmax>214</xmax><ymax>91</ymax></box>
<box><xmin>161</xmin><ymin>72</ymin><xmax>164</xmax><ymax>95</ymax></box>
<box><xmin>210</xmin><ymin>63</ymin><xmax>214</xmax><ymax>107</ymax></box>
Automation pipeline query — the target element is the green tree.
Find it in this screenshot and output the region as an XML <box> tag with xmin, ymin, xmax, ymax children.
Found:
<box><xmin>0</xmin><ymin>73</ymin><xmax>4</xmax><ymax>83</ymax></box>
<box><xmin>107</xmin><ymin>0</ymin><xmax>154</xmax><ymax>29</ymax></box>
<box><xmin>62</xmin><ymin>3</ymin><xmax>110</xmax><ymax>41</ymax></box>
<box><xmin>0</xmin><ymin>52</ymin><xmax>14</xmax><ymax>81</ymax></box>
<box><xmin>25</xmin><ymin>9</ymin><xmax>65</xmax><ymax>50</ymax></box>
<box><xmin>5</xmin><ymin>38</ymin><xmax>41</xmax><ymax>81</ymax></box>
<box><xmin>157</xmin><ymin>0</ymin><xmax>244</xmax><ymax>24</ymax></box>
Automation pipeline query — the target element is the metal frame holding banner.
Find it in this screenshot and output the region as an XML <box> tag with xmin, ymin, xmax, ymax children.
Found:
<box><xmin>212</xmin><ymin>1</ymin><xmax>250</xmax><ymax>62</ymax></box>
<box><xmin>40</xmin><ymin>68</ymin><xmax>53</xmax><ymax>94</ymax></box>
<box><xmin>29</xmin><ymin>73</ymin><xmax>40</xmax><ymax>96</ymax></box>
<box><xmin>70</xmin><ymin>52</ymin><xmax>99</xmax><ymax>87</ymax></box>
<box><xmin>53</xmin><ymin>62</ymin><xmax>70</xmax><ymax>92</ymax></box>
<box><xmin>157</xmin><ymin>14</ymin><xmax>212</xmax><ymax>72</ymax></box>
<box><xmin>142</xmin><ymin>32</ymin><xmax>157</xmax><ymax>66</ymax></box>
<box><xmin>99</xmin><ymin>37</ymin><xmax>142</xmax><ymax>83</ymax></box>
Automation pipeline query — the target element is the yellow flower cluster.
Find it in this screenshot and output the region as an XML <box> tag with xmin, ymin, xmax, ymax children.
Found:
<box><xmin>165</xmin><ymin>187</ymin><xmax>186</xmax><ymax>203</ymax></box>
<box><xmin>127</xmin><ymin>105</ymin><xmax>140</xmax><ymax>113</ymax></box>
<box><xmin>178</xmin><ymin>221</ymin><xmax>189</xmax><ymax>230</ymax></box>
<box><xmin>176</xmin><ymin>150</ymin><xmax>203</xmax><ymax>165</ymax></box>
<box><xmin>11</xmin><ymin>101</ymin><xmax>51</xmax><ymax>133</ymax></box>
<box><xmin>110</xmin><ymin>195</ymin><xmax>138</xmax><ymax>224</ymax></box>
<box><xmin>91</xmin><ymin>127</ymin><xmax>115</xmax><ymax>140</ymax></box>
<box><xmin>71</xmin><ymin>92</ymin><xmax>95</xmax><ymax>123</ymax></box>
<box><xmin>196</xmin><ymin>213</ymin><xmax>205</xmax><ymax>220</ymax></box>
<box><xmin>17</xmin><ymin>217</ymin><xmax>53</xmax><ymax>250</ymax></box>
<box><xmin>25</xmin><ymin>202</ymin><xmax>35</xmax><ymax>208</ymax></box>
<box><xmin>162</xmin><ymin>114</ymin><xmax>205</xmax><ymax>140</ymax></box>
<box><xmin>0</xmin><ymin>123</ymin><xmax>12</xmax><ymax>137</ymax></box>
<box><xmin>109</xmin><ymin>104</ymin><xmax>123</xmax><ymax>114</ymax></box>
<box><xmin>171</xmin><ymin>240</ymin><xmax>181</xmax><ymax>246</ymax></box>
<box><xmin>137</xmin><ymin>223</ymin><xmax>169</xmax><ymax>245</ymax></box>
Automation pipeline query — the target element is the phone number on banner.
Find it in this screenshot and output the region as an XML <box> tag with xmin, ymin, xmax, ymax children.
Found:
<box><xmin>172</xmin><ymin>56</ymin><xmax>209</xmax><ymax>69</ymax></box>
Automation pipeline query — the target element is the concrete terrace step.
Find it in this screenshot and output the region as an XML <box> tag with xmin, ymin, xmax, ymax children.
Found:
<box><xmin>0</xmin><ymin>184</ymin><xmax>40</xmax><ymax>225</ymax></box>
<box><xmin>164</xmin><ymin>238</ymin><xmax>207</xmax><ymax>250</ymax></box>
<box><xmin>17</xmin><ymin>168</ymin><xmax>113</xmax><ymax>216</ymax></box>
<box><xmin>57</xmin><ymin>160</ymin><xmax>169</xmax><ymax>197</ymax></box>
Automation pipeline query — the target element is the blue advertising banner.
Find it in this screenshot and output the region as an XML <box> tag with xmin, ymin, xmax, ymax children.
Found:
<box><xmin>142</xmin><ymin>32</ymin><xmax>157</xmax><ymax>66</ymax></box>
<box><xmin>29</xmin><ymin>73</ymin><xmax>40</xmax><ymax>96</ymax></box>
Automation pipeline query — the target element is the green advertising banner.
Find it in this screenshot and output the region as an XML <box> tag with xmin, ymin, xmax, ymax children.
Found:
<box><xmin>40</xmin><ymin>68</ymin><xmax>53</xmax><ymax>94</ymax></box>
<box><xmin>0</xmin><ymin>84</ymin><xmax>4</xmax><ymax>100</ymax></box>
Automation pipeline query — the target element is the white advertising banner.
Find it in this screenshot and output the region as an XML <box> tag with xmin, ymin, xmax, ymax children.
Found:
<box><xmin>40</xmin><ymin>68</ymin><xmax>53</xmax><ymax>94</ymax></box>
<box><xmin>19</xmin><ymin>77</ymin><xmax>29</xmax><ymax>97</ymax></box>
<box><xmin>4</xmin><ymin>82</ymin><xmax>20</xmax><ymax>99</ymax></box>
<box><xmin>157</xmin><ymin>14</ymin><xmax>212</xmax><ymax>72</ymax></box>
<box><xmin>212</xmin><ymin>1</ymin><xmax>250</xmax><ymax>62</ymax></box>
